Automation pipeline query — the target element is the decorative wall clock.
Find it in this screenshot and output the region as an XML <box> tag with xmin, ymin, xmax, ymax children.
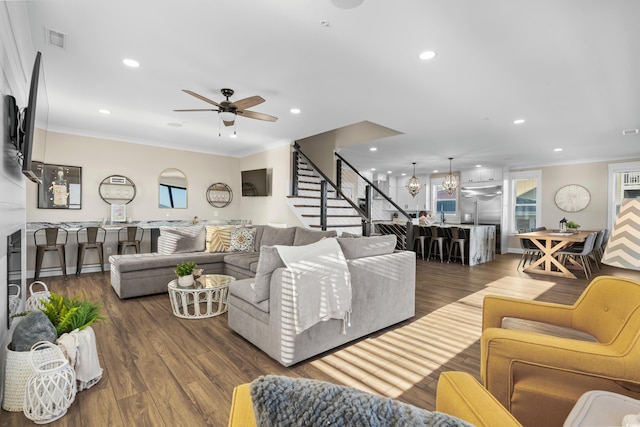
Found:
<box><xmin>554</xmin><ymin>184</ymin><xmax>591</xmax><ymax>212</ymax></box>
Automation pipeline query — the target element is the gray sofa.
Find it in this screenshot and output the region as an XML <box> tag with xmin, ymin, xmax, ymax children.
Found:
<box><xmin>227</xmin><ymin>235</ymin><xmax>416</xmax><ymax>366</ymax></box>
<box><xmin>109</xmin><ymin>225</ymin><xmax>338</xmax><ymax>299</ymax></box>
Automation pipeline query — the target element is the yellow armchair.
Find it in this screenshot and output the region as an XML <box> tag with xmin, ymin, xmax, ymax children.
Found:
<box><xmin>481</xmin><ymin>275</ymin><xmax>640</xmax><ymax>427</ymax></box>
<box><xmin>228</xmin><ymin>372</ymin><xmax>520</xmax><ymax>427</ymax></box>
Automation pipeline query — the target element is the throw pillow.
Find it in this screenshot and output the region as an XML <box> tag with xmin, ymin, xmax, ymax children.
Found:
<box><xmin>229</xmin><ymin>227</ymin><xmax>256</xmax><ymax>252</ymax></box>
<box><xmin>337</xmin><ymin>234</ymin><xmax>397</xmax><ymax>259</ymax></box>
<box><xmin>260</xmin><ymin>226</ymin><xmax>296</xmax><ymax>247</ymax></box>
<box><xmin>292</xmin><ymin>227</ymin><xmax>337</xmax><ymax>246</ymax></box>
<box><xmin>251</xmin><ymin>245</ymin><xmax>285</xmax><ymax>303</ymax></box>
<box><xmin>157</xmin><ymin>225</ymin><xmax>205</xmax><ymax>255</ymax></box>
<box><xmin>250</xmin><ymin>375</ymin><xmax>473</xmax><ymax>427</ymax></box>
<box><xmin>205</xmin><ymin>226</ymin><xmax>234</xmax><ymax>252</ymax></box>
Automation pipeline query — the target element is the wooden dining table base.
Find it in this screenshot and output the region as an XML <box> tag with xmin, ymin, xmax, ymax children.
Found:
<box><xmin>517</xmin><ymin>230</ymin><xmax>592</xmax><ymax>280</ymax></box>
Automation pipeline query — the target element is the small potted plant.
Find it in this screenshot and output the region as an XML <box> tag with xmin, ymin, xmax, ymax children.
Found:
<box><xmin>175</xmin><ymin>262</ymin><xmax>197</xmax><ymax>287</ymax></box>
<box><xmin>565</xmin><ymin>221</ymin><xmax>581</xmax><ymax>232</ymax></box>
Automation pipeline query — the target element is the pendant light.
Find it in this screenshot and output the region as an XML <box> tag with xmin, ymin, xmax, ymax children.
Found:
<box><xmin>442</xmin><ymin>157</ymin><xmax>458</xmax><ymax>195</ymax></box>
<box><xmin>406</xmin><ymin>162</ymin><xmax>422</xmax><ymax>198</ymax></box>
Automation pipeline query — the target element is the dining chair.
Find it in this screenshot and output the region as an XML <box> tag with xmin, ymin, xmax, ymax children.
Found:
<box><xmin>516</xmin><ymin>228</ymin><xmax>541</xmax><ymax>270</ymax></box>
<box><xmin>557</xmin><ymin>232</ymin><xmax>597</xmax><ymax>279</ymax></box>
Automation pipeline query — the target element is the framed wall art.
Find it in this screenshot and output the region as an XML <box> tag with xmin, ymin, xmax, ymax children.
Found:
<box><xmin>35</xmin><ymin>162</ymin><xmax>82</xmax><ymax>209</ymax></box>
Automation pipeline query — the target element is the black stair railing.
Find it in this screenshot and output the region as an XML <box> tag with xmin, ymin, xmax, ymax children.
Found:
<box><xmin>334</xmin><ymin>151</ymin><xmax>414</xmax><ymax>246</ymax></box>
<box><xmin>292</xmin><ymin>143</ymin><xmax>369</xmax><ymax>233</ymax></box>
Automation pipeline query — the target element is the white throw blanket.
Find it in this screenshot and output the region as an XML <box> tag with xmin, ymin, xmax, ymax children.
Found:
<box><xmin>275</xmin><ymin>238</ymin><xmax>352</xmax><ymax>335</ymax></box>
<box><xmin>57</xmin><ymin>326</ymin><xmax>103</xmax><ymax>391</ymax></box>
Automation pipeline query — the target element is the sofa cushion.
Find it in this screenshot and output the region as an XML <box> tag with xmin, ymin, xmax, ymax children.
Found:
<box><xmin>224</xmin><ymin>252</ymin><xmax>261</xmax><ymax>272</ymax></box>
<box><xmin>229</xmin><ymin>227</ymin><xmax>256</xmax><ymax>252</ymax></box>
<box><xmin>293</xmin><ymin>227</ymin><xmax>337</xmax><ymax>246</ymax></box>
<box><xmin>206</xmin><ymin>226</ymin><xmax>234</xmax><ymax>252</ymax></box>
<box><xmin>337</xmin><ymin>234</ymin><xmax>397</xmax><ymax>259</ymax></box>
<box><xmin>252</xmin><ymin>246</ymin><xmax>285</xmax><ymax>303</ymax></box>
<box><xmin>229</xmin><ymin>279</ymin><xmax>270</xmax><ymax>314</ymax></box>
<box><xmin>157</xmin><ymin>225</ymin><xmax>205</xmax><ymax>254</ymax></box>
<box><xmin>260</xmin><ymin>226</ymin><xmax>296</xmax><ymax>247</ymax></box>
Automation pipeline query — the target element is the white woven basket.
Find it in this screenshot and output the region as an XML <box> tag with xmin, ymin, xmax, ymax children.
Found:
<box><xmin>23</xmin><ymin>341</ymin><xmax>76</xmax><ymax>424</ymax></box>
<box><xmin>8</xmin><ymin>283</ymin><xmax>21</xmax><ymax>315</ymax></box>
<box><xmin>1</xmin><ymin>342</ymin><xmax>60</xmax><ymax>412</ymax></box>
<box><xmin>26</xmin><ymin>281</ymin><xmax>51</xmax><ymax>311</ymax></box>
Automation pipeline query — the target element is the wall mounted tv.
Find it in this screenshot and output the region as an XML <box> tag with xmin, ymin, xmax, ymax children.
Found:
<box><xmin>241</xmin><ymin>168</ymin><xmax>270</xmax><ymax>196</ymax></box>
<box><xmin>20</xmin><ymin>51</ymin><xmax>48</xmax><ymax>183</ymax></box>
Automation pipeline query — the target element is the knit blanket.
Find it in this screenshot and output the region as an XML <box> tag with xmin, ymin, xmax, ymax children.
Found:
<box><xmin>275</xmin><ymin>238</ymin><xmax>352</xmax><ymax>335</ymax></box>
<box><xmin>250</xmin><ymin>375</ymin><xmax>473</xmax><ymax>427</ymax></box>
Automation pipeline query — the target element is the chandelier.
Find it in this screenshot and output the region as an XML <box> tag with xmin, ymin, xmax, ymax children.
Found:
<box><xmin>406</xmin><ymin>162</ymin><xmax>422</xmax><ymax>198</ymax></box>
<box><xmin>442</xmin><ymin>157</ymin><xmax>458</xmax><ymax>195</ymax></box>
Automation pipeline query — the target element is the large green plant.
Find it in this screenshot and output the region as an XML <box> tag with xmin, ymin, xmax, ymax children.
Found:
<box><xmin>40</xmin><ymin>292</ymin><xmax>106</xmax><ymax>337</ymax></box>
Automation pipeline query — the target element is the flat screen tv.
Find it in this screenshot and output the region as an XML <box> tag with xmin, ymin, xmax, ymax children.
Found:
<box><xmin>241</xmin><ymin>168</ymin><xmax>270</xmax><ymax>196</ymax></box>
<box><xmin>20</xmin><ymin>51</ymin><xmax>48</xmax><ymax>183</ymax></box>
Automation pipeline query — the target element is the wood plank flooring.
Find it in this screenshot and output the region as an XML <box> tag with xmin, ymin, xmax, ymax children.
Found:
<box><xmin>3</xmin><ymin>254</ymin><xmax>640</xmax><ymax>426</ymax></box>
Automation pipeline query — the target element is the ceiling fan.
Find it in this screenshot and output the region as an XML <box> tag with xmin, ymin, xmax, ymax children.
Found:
<box><xmin>174</xmin><ymin>88</ymin><xmax>278</xmax><ymax>126</ymax></box>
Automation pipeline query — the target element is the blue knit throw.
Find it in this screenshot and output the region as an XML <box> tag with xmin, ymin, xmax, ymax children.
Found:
<box><xmin>250</xmin><ymin>375</ymin><xmax>474</xmax><ymax>427</ymax></box>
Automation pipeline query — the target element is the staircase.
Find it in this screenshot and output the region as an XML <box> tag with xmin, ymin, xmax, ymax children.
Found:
<box><xmin>287</xmin><ymin>158</ymin><xmax>364</xmax><ymax>235</ymax></box>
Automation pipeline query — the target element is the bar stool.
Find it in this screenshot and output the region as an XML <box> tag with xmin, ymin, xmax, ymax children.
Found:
<box><xmin>34</xmin><ymin>227</ymin><xmax>68</xmax><ymax>280</ymax></box>
<box><xmin>413</xmin><ymin>225</ymin><xmax>427</xmax><ymax>260</ymax></box>
<box><xmin>76</xmin><ymin>226</ymin><xmax>106</xmax><ymax>275</ymax></box>
<box><xmin>448</xmin><ymin>227</ymin><xmax>468</xmax><ymax>265</ymax></box>
<box><xmin>428</xmin><ymin>226</ymin><xmax>447</xmax><ymax>262</ymax></box>
<box><xmin>118</xmin><ymin>226</ymin><xmax>144</xmax><ymax>254</ymax></box>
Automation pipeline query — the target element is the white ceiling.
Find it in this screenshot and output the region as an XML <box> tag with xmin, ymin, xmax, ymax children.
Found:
<box><xmin>24</xmin><ymin>0</ymin><xmax>640</xmax><ymax>177</ymax></box>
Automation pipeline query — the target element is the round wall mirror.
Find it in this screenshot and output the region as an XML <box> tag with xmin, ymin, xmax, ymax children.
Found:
<box><xmin>99</xmin><ymin>175</ymin><xmax>136</xmax><ymax>204</ymax></box>
<box><xmin>207</xmin><ymin>183</ymin><xmax>233</xmax><ymax>208</ymax></box>
<box><xmin>159</xmin><ymin>168</ymin><xmax>188</xmax><ymax>209</ymax></box>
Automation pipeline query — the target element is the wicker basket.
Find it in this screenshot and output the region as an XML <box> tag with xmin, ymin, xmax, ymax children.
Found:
<box><xmin>2</xmin><ymin>342</ymin><xmax>60</xmax><ymax>412</ymax></box>
<box><xmin>26</xmin><ymin>281</ymin><xmax>50</xmax><ymax>311</ymax></box>
<box><xmin>23</xmin><ymin>342</ymin><xmax>76</xmax><ymax>424</ymax></box>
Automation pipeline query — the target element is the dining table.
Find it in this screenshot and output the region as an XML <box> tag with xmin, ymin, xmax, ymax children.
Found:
<box><xmin>515</xmin><ymin>229</ymin><xmax>593</xmax><ymax>279</ymax></box>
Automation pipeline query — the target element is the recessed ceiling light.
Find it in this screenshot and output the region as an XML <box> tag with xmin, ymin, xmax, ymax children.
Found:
<box><xmin>419</xmin><ymin>51</ymin><xmax>437</xmax><ymax>61</ymax></box>
<box><xmin>554</xmin><ymin>148</ymin><xmax>563</xmax><ymax>152</ymax></box>
<box><xmin>371</xmin><ymin>168</ymin><xmax>376</xmax><ymax>171</ymax></box>
<box><xmin>433</xmin><ymin>170</ymin><xmax>438</xmax><ymax>173</ymax></box>
<box><xmin>290</xmin><ymin>108</ymin><xmax>301</xmax><ymax>114</ymax></box>
<box><xmin>475</xmin><ymin>164</ymin><xmax>482</xmax><ymax>168</ymax></box>
<box><xmin>513</xmin><ymin>119</ymin><xmax>525</xmax><ymax>124</ymax></box>
<box><xmin>98</xmin><ymin>109</ymin><xmax>111</xmax><ymax>115</ymax></box>
<box><xmin>387</xmin><ymin>170</ymin><xmax>392</xmax><ymax>174</ymax></box>
<box><xmin>401</xmin><ymin>173</ymin><xmax>407</xmax><ymax>176</ymax></box>
<box><xmin>122</xmin><ymin>58</ymin><xmax>140</xmax><ymax>68</ymax></box>
<box><xmin>370</xmin><ymin>147</ymin><xmax>377</xmax><ymax>152</ymax></box>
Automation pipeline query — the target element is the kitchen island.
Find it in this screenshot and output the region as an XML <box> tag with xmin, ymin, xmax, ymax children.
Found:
<box><xmin>376</xmin><ymin>222</ymin><xmax>496</xmax><ymax>266</ymax></box>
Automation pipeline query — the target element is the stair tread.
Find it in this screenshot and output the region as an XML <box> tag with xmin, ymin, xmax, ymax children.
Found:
<box><xmin>293</xmin><ymin>204</ymin><xmax>354</xmax><ymax>209</ymax></box>
<box><xmin>301</xmin><ymin>214</ymin><xmax>361</xmax><ymax>218</ymax></box>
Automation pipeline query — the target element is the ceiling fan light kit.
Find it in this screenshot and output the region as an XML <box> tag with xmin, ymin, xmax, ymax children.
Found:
<box><xmin>406</xmin><ymin>162</ymin><xmax>423</xmax><ymax>198</ymax></box>
<box><xmin>442</xmin><ymin>157</ymin><xmax>458</xmax><ymax>195</ymax></box>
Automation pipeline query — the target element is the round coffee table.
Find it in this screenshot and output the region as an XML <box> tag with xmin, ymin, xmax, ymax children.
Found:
<box><xmin>168</xmin><ymin>274</ymin><xmax>235</xmax><ymax>319</ymax></box>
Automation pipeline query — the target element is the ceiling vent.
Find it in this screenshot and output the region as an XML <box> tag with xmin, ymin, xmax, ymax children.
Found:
<box><xmin>45</xmin><ymin>27</ymin><xmax>67</xmax><ymax>49</ymax></box>
<box><xmin>622</xmin><ymin>129</ymin><xmax>639</xmax><ymax>136</ymax></box>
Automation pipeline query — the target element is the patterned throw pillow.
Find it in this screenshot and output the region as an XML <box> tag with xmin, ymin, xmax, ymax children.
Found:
<box><xmin>205</xmin><ymin>226</ymin><xmax>233</xmax><ymax>252</ymax></box>
<box><xmin>229</xmin><ymin>227</ymin><xmax>256</xmax><ymax>252</ymax></box>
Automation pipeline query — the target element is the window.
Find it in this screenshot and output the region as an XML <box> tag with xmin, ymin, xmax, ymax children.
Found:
<box><xmin>433</xmin><ymin>184</ymin><xmax>457</xmax><ymax>215</ymax></box>
<box><xmin>511</xmin><ymin>171</ymin><xmax>541</xmax><ymax>232</ymax></box>
<box><xmin>159</xmin><ymin>184</ymin><xmax>187</xmax><ymax>208</ymax></box>
<box><xmin>608</xmin><ymin>161</ymin><xmax>640</xmax><ymax>229</ymax></box>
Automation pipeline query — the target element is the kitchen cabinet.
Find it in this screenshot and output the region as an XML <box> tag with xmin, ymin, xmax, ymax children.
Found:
<box><xmin>460</xmin><ymin>168</ymin><xmax>503</xmax><ymax>184</ymax></box>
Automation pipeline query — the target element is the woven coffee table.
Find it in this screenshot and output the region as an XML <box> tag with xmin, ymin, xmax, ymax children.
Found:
<box><xmin>168</xmin><ymin>274</ymin><xmax>235</xmax><ymax>319</ymax></box>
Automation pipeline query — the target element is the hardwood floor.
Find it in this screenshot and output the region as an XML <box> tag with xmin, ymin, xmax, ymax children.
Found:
<box><xmin>3</xmin><ymin>254</ymin><xmax>640</xmax><ymax>426</ymax></box>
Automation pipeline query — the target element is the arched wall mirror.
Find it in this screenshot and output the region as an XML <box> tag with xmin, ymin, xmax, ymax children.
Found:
<box><xmin>159</xmin><ymin>168</ymin><xmax>188</xmax><ymax>209</ymax></box>
<box><xmin>99</xmin><ymin>175</ymin><xmax>136</xmax><ymax>204</ymax></box>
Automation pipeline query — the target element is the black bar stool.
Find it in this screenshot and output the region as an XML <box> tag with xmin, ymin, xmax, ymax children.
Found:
<box><xmin>448</xmin><ymin>227</ymin><xmax>468</xmax><ymax>265</ymax></box>
<box><xmin>413</xmin><ymin>225</ymin><xmax>427</xmax><ymax>260</ymax></box>
<box><xmin>34</xmin><ymin>227</ymin><xmax>68</xmax><ymax>280</ymax></box>
<box><xmin>118</xmin><ymin>226</ymin><xmax>144</xmax><ymax>254</ymax></box>
<box><xmin>76</xmin><ymin>226</ymin><xmax>106</xmax><ymax>275</ymax></box>
<box><xmin>428</xmin><ymin>226</ymin><xmax>447</xmax><ymax>262</ymax></box>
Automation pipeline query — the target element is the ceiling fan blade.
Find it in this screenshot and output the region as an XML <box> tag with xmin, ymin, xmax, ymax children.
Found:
<box><xmin>182</xmin><ymin>89</ymin><xmax>221</xmax><ymax>107</ymax></box>
<box><xmin>173</xmin><ymin>109</ymin><xmax>218</xmax><ymax>112</ymax></box>
<box><xmin>223</xmin><ymin>120</ymin><xmax>235</xmax><ymax>127</ymax></box>
<box><xmin>239</xmin><ymin>110</ymin><xmax>278</xmax><ymax>122</ymax></box>
<box><xmin>232</xmin><ymin>96</ymin><xmax>265</xmax><ymax>111</ymax></box>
